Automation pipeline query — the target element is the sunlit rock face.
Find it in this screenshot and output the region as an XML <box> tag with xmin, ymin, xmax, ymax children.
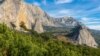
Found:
<box><xmin>0</xmin><ymin>0</ymin><xmax>98</xmax><ymax>48</ymax></box>
<box><xmin>78</xmin><ymin>26</ymin><xmax>98</xmax><ymax>48</ymax></box>
<box><xmin>34</xmin><ymin>19</ymin><xmax>44</xmax><ymax>33</ymax></box>
<box><xmin>0</xmin><ymin>0</ymin><xmax>22</xmax><ymax>29</ymax></box>
<box><xmin>0</xmin><ymin>0</ymin><xmax>54</xmax><ymax>32</ymax></box>
<box><xmin>69</xmin><ymin>25</ymin><xmax>98</xmax><ymax>48</ymax></box>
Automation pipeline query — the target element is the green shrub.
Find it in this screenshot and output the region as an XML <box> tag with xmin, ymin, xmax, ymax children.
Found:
<box><xmin>0</xmin><ymin>24</ymin><xmax>100</xmax><ymax>56</ymax></box>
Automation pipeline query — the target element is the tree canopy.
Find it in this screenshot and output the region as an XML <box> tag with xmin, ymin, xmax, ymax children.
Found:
<box><xmin>0</xmin><ymin>24</ymin><xmax>100</xmax><ymax>56</ymax></box>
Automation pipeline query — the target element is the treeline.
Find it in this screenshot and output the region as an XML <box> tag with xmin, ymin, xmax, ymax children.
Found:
<box><xmin>0</xmin><ymin>24</ymin><xmax>100</xmax><ymax>56</ymax></box>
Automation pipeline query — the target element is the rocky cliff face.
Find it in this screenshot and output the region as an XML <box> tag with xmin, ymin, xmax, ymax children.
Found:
<box><xmin>34</xmin><ymin>19</ymin><xmax>44</xmax><ymax>33</ymax></box>
<box><xmin>68</xmin><ymin>25</ymin><xmax>98</xmax><ymax>48</ymax></box>
<box><xmin>78</xmin><ymin>26</ymin><xmax>98</xmax><ymax>48</ymax></box>
<box><xmin>0</xmin><ymin>0</ymin><xmax>98</xmax><ymax>48</ymax></box>
<box><xmin>0</xmin><ymin>0</ymin><xmax>54</xmax><ymax>32</ymax></box>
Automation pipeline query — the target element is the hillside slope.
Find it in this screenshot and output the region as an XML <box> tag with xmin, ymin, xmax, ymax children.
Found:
<box><xmin>0</xmin><ymin>24</ymin><xmax>100</xmax><ymax>56</ymax></box>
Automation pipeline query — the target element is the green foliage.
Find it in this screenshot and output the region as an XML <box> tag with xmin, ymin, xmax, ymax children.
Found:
<box><xmin>0</xmin><ymin>23</ymin><xmax>8</xmax><ymax>33</ymax></box>
<box><xmin>0</xmin><ymin>24</ymin><xmax>100</xmax><ymax>56</ymax></box>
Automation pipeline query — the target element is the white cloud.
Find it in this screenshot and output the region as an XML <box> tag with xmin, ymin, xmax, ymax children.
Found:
<box><xmin>80</xmin><ymin>17</ymin><xmax>100</xmax><ymax>24</ymax></box>
<box><xmin>92</xmin><ymin>19</ymin><xmax>100</xmax><ymax>21</ymax></box>
<box><xmin>77</xmin><ymin>6</ymin><xmax>100</xmax><ymax>17</ymax></box>
<box><xmin>80</xmin><ymin>17</ymin><xmax>100</xmax><ymax>22</ymax></box>
<box><xmin>80</xmin><ymin>17</ymin><xmax>100</xmax><ymax>30</ymax></box>
<box><xmin>88</xmin><ymin>25</ymin><xmax>100</xmax><ymax>30</ymax></box>
<box><xmin>88</xmin><ymin>21</ymin><xmax>100</xmax><ymax>24</ymax></box>
<box><xmin>81</xmin><ymin>17</ymin><xmax>89</xmax><ymax>22</ymax></box>
<box><xmin>33</xmin><ymin>2</ymin><xmax>40</xmax><ymax>6</ymax></box>
<box><xmin>49</xmin><ymin>9</ymin><xmax>83</xmax><ymax>17</ymax></box>
<box><xmin>85</xmin><ymin>22</ymin><xmax>100</xmax><ymax>25</ymax></box>
<box><xmin>48</xmin><ymin>9</ymin><xmax>73</xmax><ymax>17</ymax></box>
<box><xmin>48</xmin><ymin>6</ymin><xmax>100</xmax><ymax>18</ymax></box>
<box><xmin>55</xmin><ymin>0</ymin><xmax>73</xmax><ymax>4</ymax></box>
<box><xmin>54</xmin><ymin>9</ymin><xmax>75</xmax><ymax>17</ymax></box>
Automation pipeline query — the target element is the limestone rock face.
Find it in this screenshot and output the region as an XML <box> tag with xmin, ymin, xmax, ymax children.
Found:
<box><xmin>0</xmin><ymin>0</ymin><xmax>54</xmax><ymax>32</ymax></box>
<box><xmin>78</xmin><ymin>26</ymin><xmax>98</xmax><ymax>48</ymax></box>
<box><xmin>68</xmin><ymin>25</ymin><xmax>98</xmax><ymax>48</ymax></box>
<box><xmin>34</xmin><ymin>19</ymin><xmax>44</xmax><ymax>33</ymax></box>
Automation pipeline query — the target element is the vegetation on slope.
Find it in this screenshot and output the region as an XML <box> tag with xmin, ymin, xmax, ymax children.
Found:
<box><xmin>0</xmin><ymin>24</ymin><xmax>100</xmax><ymax>56</ymax></box>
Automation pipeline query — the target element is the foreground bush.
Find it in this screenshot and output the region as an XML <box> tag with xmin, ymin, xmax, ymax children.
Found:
<box><xmin>0</xmin><ymin>24</ymin><xmax>100</xmax><ymax>56</ymax></box>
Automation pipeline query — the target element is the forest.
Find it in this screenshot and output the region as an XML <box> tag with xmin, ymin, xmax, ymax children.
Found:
<box><xmin>0</xmin><ymin>24</ymin><xmax>100</xmax><ymax>56</ymax></box>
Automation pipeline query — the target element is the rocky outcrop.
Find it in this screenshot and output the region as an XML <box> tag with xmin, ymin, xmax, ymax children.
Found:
<box><xmin>53</xmin><ymin>17</ymin><xmax>79</xmax><ymax>27</ymax></box>
<box><xmin>78</xmin><ymin>26</ymin><xmax>98</xmax><ymax>48</ymax></box>
<box><xmin>67</xmin><ymin>25</ymin><xmax>98</xmax><ymax>48</ymax></box>
<box><xmin>0</xmin><ymin>0</ymin><xmax>54</xmax><ymax>32</ymax></box>
<box><xmin>34</xmin><ymin>19</ymin><xmax>44</xmax><ymax>33</ymax></box>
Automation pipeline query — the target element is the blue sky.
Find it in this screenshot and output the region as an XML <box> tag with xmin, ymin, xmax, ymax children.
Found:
<box><xmin>24</xmin><ymin>0</ymin><xmax>100</xmax><ymax>30</ymax></box>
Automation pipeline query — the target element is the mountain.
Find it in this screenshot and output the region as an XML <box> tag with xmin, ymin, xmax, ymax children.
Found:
<box><xmin>0</xmin><ymin>0</ymin><xmax>98</xmax><ymax>48</ymax></box>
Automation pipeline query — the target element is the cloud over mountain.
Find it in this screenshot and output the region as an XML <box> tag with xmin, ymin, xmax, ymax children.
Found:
<box><xmin>55</xmin><ymin>0</ymin><xmax>73</xmax><ymax>4</ymax></box>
